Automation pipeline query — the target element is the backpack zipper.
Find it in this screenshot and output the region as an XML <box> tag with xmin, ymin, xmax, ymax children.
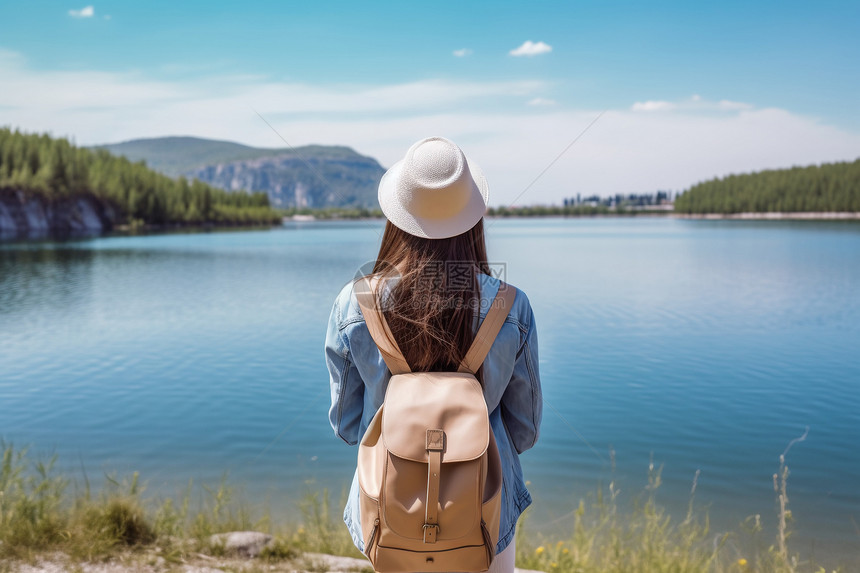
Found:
<box><xmin>365</xmin><ymin>518</ymin><xmax>380</xmax><ymax>558</ymax></box>
<box><xmin>481</xmin><ymin>519</ymin><xmax>494</xmax><ymax>565</ymax></box>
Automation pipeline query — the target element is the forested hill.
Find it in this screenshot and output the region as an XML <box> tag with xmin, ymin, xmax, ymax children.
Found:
<box><xmin>674</xmin><ymin>159</ymin><xmax>860</xmax><ymax>214</ymax></box>
<box><xmin>94</xmin><ymin>136</ymin><xmax>385</xmax><ymax>209</ymax></box>
<box><xmin>0</xmin><ymin>128</ymin><xmax>281</xmax><ymax>230</ymax></box>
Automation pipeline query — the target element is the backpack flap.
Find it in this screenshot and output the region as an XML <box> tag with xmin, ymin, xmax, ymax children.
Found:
<box><xmin>381</xmin><ymin>372</ymin><xmax>490</xmax><ymax>463</ymax></box>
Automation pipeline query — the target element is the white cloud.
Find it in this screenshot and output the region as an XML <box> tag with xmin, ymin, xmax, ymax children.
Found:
<box><xmin>631</xmin><ymin>100</ymin><xmax>676</xmax><ymax>112</ymax></box>
<box><xmin>1</xmin><ymin>49</ymin><xmax>858</xmax><ymax>206</ymax></box>
<box><xmin>0</xmin><ymin>50</ymin><xmax>542</xmax><ymax>113</ymax></box>
<box><xmin>632</xmin><ymin>95</ymin><xmax>755</xmax><ymax>113</ymax></box>
<box><xmin>509</xmin><ymin>41</ymin><xmax>552</xmax><ymax>57</ymax></box>
<box><xmin>527</xmin><ymin>97</ymin><xmax>556</xmax><ymax>106</ymax></box>
<box><xmin>452</xmin><ymin>48</ymin><xmax>472</xmax><ymax>57</ymax></box>
<box><xmin>717</xmin><ymin>99</ymin><xmax>753</xmax><ymax>110</ymax></box>
<box><xmin>68</xmin><ymin>5</ymin><xmax>94</xmax><ymax>18</ymax></box>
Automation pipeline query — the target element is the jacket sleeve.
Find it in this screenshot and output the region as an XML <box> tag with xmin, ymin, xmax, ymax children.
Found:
<box><xmin>500</xmin><ymin>297</ymin><xmax>542</xmax><ymax>454</ymax></box>
<box><xmin>325</xmin><ymin>290</ymin><xmax>365</xmax><ymax>446</ymax></box>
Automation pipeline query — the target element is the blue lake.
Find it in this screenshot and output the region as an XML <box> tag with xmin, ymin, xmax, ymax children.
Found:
<box><xmin>1</xmin><ymin>217</ymin><xmax>859</xmax><ymax>567</ymax></box>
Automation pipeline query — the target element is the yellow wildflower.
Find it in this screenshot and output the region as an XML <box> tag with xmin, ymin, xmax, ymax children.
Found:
<box><xmin>535</xmin><ymin>546</ymin><xmax>545</xmax><ymax>555</ymax></box>
<box><xmin>562</xmin><ymin>548</ymin><xmax>569</xmax><ymax>554</ymax></box>
<box><xmin>738</xmin><ymin>558</ymin><xmax>748</xmax><ymax>567</ymax></box>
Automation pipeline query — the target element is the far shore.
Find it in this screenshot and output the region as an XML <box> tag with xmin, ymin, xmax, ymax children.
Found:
<box><xmin>6</xmin><ymin>211</ymin><xmax>859</xmax><ymax>242</ymax></box>
<box><xmin>284</xmin><ymin>211</ymin><xmax>860</xmax><ymax>222</ymax></box>
<box><xmin>674</xmin><ymin>211</ymin><xmax>860</xmax><ymax>220</ymax></box>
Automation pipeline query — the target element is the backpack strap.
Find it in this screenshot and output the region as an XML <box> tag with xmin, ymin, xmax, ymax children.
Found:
<box><xmin>424</xmin><ymin>429</ymin><xmax>443</xmax><ymax>543</ymax></box>
<box><xmin>458</xmin><ymin>281</ymin><xmax>517</xmax><ymax>375</ymax></box>
<box><xmin>354</xmin><ymin>276</ymin><xmax>412</xmax><ymax>375</ymax></box>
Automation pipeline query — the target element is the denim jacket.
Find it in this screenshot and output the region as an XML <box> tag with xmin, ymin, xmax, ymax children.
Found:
<box><xmin>324</xmin><ymin>271</ymin><xmax>542</xmax><ymax>555</ymax></box>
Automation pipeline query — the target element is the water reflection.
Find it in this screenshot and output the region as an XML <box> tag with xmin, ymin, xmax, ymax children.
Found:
<box><xmin>0</xmin><ymin>247</ymin><xmax>95</xmax><ymax>316</ymax></box>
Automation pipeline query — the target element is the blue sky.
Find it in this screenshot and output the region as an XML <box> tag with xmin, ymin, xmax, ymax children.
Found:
<box><xmin>1</xmin><ymin>0</ymin><xmax>859</xmax><ymax>204</ymax></box>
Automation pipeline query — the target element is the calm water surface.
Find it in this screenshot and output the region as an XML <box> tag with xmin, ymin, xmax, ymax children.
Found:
<box><xmin>1</xmin><ymin>218</ymin><xmax>858</xmax><ymax>566</ymax></box>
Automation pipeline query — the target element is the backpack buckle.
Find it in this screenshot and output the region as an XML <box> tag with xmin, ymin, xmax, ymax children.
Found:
<box><xmin>423</xmin><ymin>523</ymin><xmax>439</xmax><ymax>543</ymax></box>
<box><xmin>426</xmin><ymin>429</ymin><xmax>444</xmax><ymax>451</ymax></box>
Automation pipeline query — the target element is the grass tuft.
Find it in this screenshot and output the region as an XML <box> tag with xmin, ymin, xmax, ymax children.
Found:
<box><xmin>513</xmin><ymin>432</ymin><xmax>839</xmax><ymax>573</ymax></box>
<box><xmin>292</xmin><ymin>489</ymin><xmax>361</xmax><ymax>558</ymax></box>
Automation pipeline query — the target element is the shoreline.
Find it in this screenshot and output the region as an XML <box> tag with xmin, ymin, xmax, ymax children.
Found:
<box><xmin>674</xmin><ymin>211</ymin><xmax>860</xmax><ymax>220</ymax></box>
<box><xmin>5</xmin><ymin>211</ymin><xmax>860</xmax><ymax>244</ymax></box>
<box><xmin>489</xmin><ymin>211</ymin><xmax>860</xmax><ymax>220</ymax></box>
<box><xmin>285</xmin><ymin>211</ymin><xmax>860</xmax><ymax>222</ymax></box>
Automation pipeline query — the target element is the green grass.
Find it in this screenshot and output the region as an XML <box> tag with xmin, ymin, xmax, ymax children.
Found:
<box><xmin>0</xmin><ymin>441</ymin><xmax>360</xmax><ymax>567</ymax></box>
<box><xmin>514</xmin><ymin>432</ymin><xmax>840</xmax><ymax>573</ymax></box>
<box><xmin>0</xmin><ymin>435</ymin><xmax>846</xmax><ymax>572</ymax></box>
<box><xmin>515</xmin><ymin>463</ymin><xmax>780</xmax><ymax>573</ymax></box>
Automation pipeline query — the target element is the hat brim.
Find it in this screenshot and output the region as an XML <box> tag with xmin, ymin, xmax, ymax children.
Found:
<box><xmin>378</xmin><ymin>156</ymin><xmax>489</xmax><ymax>240</ymax></box>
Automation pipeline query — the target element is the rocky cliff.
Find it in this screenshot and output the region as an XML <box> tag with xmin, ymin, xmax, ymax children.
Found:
<box><xmin>0</xmin><ymin>190</ymin><xmax>117</xmax><ymax>240</ymax></box>
<box><xmin>188</xmin><ymin>152</ymin><xmax>383</xmax><ymax>209</ymax></box>
<box><xmin>94</xmin><ymin>137</ymin><xmax>385</xmax><ymax>209</ymax></box>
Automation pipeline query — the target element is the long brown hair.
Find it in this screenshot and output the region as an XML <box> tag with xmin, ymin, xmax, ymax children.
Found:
<box><xmin>364</xmin><ymin>218</ymin><xmax>490</xmax><ymax>376</ymax></box>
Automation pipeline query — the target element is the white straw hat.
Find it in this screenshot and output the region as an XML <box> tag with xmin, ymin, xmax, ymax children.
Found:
<box><xmin>378</xmin><ymin>136</ymin><xmax>489</xmax><ymax>239</ymax></box>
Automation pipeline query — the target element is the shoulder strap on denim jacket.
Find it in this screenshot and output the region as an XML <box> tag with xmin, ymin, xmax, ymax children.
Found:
<box><xmin>457</xmin><ymin>281</ymin><xmax>517</xmax><ymax>375</ymax></box>
<box><xmin>354</xmin><ymin>276</ymin><xmax>412</xmax><ymax>375</ymax></box>
<box><xmin>355</xmin><ymin>276</ymin><xmax>516</xmax><ymax>376</ymax></box>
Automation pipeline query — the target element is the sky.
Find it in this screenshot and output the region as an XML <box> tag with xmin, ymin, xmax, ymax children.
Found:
<box><xmin>1</xmin><ymin>0</ymin><xmax>859</xmax><ymax>205</ymax></box>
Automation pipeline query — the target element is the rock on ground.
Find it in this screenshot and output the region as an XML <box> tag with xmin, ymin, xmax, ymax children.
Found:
<box><xmin>208</xmin><ymin>531</ymin><xmax>273</xmax><ymax>558</ymax></box>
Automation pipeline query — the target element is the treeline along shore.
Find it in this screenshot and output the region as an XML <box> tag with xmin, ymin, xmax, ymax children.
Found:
<box><xmin>674</xmin><ymin>158</ymin><xmax>860</xmax><ymax>215</ymax></box>
<box><xmin>493</xmin><ymin>158</ymin><xmax>860</xmax><ymax>218</ymax></box>
<box><xmin>0</xmin><ymin>128</ymin><xmax>282</xmax><ymax>239</ymax></box>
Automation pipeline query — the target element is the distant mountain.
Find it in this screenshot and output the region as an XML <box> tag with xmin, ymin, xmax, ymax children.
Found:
<box><xmin>92</xmin><ymin>136</ymin><xmax>385</xmax><ymax>209</ymax></box>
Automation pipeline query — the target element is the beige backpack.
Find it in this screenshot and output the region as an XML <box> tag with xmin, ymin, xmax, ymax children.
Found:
<box><xmin>353</xmin><ymin>275</ymin><xmax>516</xmax><ymax>572</ymax></box>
